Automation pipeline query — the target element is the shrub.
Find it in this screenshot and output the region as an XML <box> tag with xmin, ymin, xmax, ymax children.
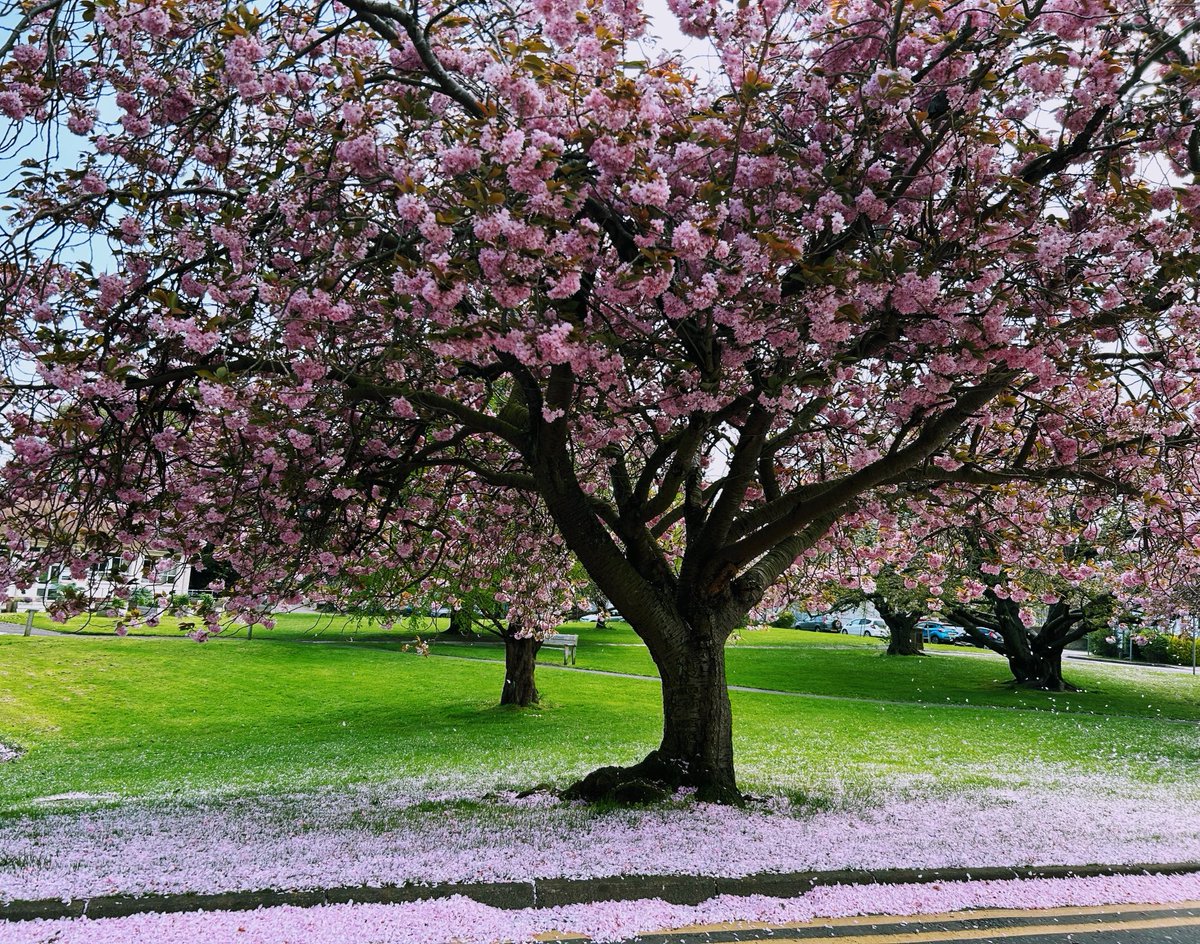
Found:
<box><xmin>1170</xmin><ymin>633</ymin><xmax>1197</xmax><ymax>665</ymax></box>
<box><xmin>771</xmin><ymin>610</ymin><xmax>796</xmax><ymax>628</ymax></box>
<box><xmin>1086</xmin><ymin>627</ymin><xmax>1190</xmax><ymax>663</ymax></box>
<box><xmin>1087</xmin><ymin>629</ymin><xmax>1122</xmax><ymax>658</ymax></box>
<box><xmin>129</xmin><ymin>586</ymin><xmax>155</xmax><ymax>608</ymax></box>
<box><xmin>1150</xmin><ymin>632</ymin><xmax>1197</xmax><ymax>667</ymax></box>
<box><xmin>1138</xmin><ymin>633</ymin><xmax>1175</xmax><ymax>664</ymax></box>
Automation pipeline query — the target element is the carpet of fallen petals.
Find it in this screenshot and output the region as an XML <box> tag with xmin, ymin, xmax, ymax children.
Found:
<box><xmin>2</xmin><ymin>775</ymin><xmax>1199</xmax><ymax>903</ymax></box>
<box><xmin>5</xmin><ymin>873</ymin><xmax>1200</xmax><ymax>943</ymax></box>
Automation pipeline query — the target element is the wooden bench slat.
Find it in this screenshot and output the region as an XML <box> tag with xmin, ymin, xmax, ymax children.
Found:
<box><xmin>542</xmin><ymin>633</ymin><xmax>578</xmax><ymax>665</ymax></box>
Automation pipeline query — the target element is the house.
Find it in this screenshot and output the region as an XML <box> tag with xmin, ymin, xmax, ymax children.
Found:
<box><xmin>6</xmin><ymin>552</ymin><xmax>192</xmax><ymax>612</ymax></box>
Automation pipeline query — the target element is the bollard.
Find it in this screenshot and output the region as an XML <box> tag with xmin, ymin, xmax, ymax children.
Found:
<box><xmin>23</xmin><ymin>610</ymin><xmax>33</xmax><ymax>636</ymax></box>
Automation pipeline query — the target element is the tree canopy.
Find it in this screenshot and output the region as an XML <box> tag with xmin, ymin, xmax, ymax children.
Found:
<box><xmin>5</xmin><ymin>0</ymin><xmax>1200</xmax><ymax>799</ymax></box>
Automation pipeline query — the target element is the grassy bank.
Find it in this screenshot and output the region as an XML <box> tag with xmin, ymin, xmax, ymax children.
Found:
<box><xmin>0</xmin><ymin>632</ymin><xmax>1196</xmax><ymax>815</ymax></box>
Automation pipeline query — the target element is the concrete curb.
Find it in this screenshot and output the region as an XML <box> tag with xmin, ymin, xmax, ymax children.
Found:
<box><xmin>3</xmin><ymin>861</ymin><xmax>1199</xmax><ymax>923</ymax></box>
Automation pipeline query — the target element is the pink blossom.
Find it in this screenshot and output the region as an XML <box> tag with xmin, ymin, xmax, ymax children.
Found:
<box><xmin>0</xmin><ymin>91</ymin><xmax>26</xmax><ymax>120</ymax></box>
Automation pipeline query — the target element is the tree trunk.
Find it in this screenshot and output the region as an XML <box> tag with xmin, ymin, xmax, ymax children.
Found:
<box><xmin>443</xmin><ymin>607</ymin><xmax>474</xmax><ymax>637</ymax></box>
<box><xmin>653</xmin><ymin>636</ymin><xmax>739</xmax><ymax>800</ymax></box>
<box><xmin>500</xmin><ymin>634</ymin><xmax>541</xmax><ymax>706</ymax></box>
<box><xmin>886</xmin><ymin>624</ymin><xmax>924</xmax><ymax>655</ymax></box>
<box><xmin>1008</xmin><ymin>646</ymin><xmax>1076</xmax><ymax>691</ymax></box>
<box><xmin>875</xmin><ymin>599</ymin><xmax>924</xmax><ymax>656</ymax></box>
<box><xmin>566</xmin><ymin>628</ymin><xmax>741</xmax><ymax>805</ymax></box>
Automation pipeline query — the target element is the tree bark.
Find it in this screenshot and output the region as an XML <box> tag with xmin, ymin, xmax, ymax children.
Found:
<box><xmin>499</xmin><ymin>634</ymin><xmax>541</xmax><ymax>706</ymax></box>
<box><xmin>1007</xmin><ymin>646</ymin><xmax>1075</xmax><ymax>691</ymax></box>
<box><xmin>654</xmin><ymin>635</ymin><xmax>739</xmax><ymax>801</ymax></box>
<box><xmin>873</xmin><ymin>596</ymin><xmax>924</xmax><ymax>656</ymax></box>
<box><xmin>566</xmin><ymin>624</ymin><xmax>741</xmax><ymax>804</ymax></box>
<box><xmin>886</xmin><ymin>624</ymin><xmax>924</xmax><ymax>655</ymax></box>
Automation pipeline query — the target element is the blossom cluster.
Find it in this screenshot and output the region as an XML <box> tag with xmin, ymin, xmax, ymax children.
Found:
<box><xmin>1</xmin><ymin>0</ymin><xmax>1200</xmax><ymax>633</ymax></box>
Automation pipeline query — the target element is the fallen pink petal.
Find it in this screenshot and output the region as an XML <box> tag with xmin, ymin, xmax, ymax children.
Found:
<box><xmin>5</xmin><ymin>874</ymin><xmax>1200</xmax><ymax>944</ymax></box>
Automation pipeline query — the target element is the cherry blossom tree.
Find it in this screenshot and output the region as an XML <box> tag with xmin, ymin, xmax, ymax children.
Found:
<box><xmin>4</xmin><ymin>0</ymin><xmax>1200</xmax><ymax>802</ymax></box>
<box><xmin>324</xmin><ymin>494</ymin><xmax>575</xmax><ymax>706</ymax></box>
<box><xmin>950</xmin><ymin>593</ymin><xmax>1114</xmax><ymax>688</ymax></box>
<box><xmin>415</xmin><ymin>504</ymin><xmax>578</xmax><ymax>708</ymax></box>
<box><xmin>825</xmin><ymin>489</ymin><xmax>1141</xmax><ymax>685</ymax></box>
<box><xmin>836</xmin><ymin>566</ymin><xmax>930</xmax><ymax>655</ymax></box>
<box><xmin>937</xmin><ymin>519</ymin><xmax>1119</xmax><ymax>689</ymax></box>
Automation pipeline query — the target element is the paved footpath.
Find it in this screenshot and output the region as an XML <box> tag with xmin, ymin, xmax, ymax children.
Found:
<box><xmin>613</xmin><ymin>902</ymin><xmax>1200</xmax><ymax>943</ymax></box>
<box><xmin>0</xmin><ymin>622</ymin><xmax>61</xmax><ymax>636</ymax></box>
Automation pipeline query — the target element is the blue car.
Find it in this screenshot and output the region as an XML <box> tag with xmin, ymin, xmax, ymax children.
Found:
<box><xmin>919</xmin><ymin>621</ymin><xmax>968</xmax><ymax>645</ymax></box>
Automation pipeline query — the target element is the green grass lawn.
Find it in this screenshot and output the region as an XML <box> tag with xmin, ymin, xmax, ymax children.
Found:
<box><xmin>0</xmin><ymin>609</ymin><xmax>438</xmax><ymax>640</ymax></box>
<box><xmin>436</xmin><ymin>622</ymin><xmax>1200</xmax><ymax>722</ymax></box>
<box><xmin>1</xmin><ymin>629</ymin><xmax>1197</xmax><ymax>816</ymax></box>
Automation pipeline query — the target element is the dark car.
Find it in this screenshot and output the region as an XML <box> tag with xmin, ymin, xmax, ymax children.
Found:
<box><xmin>793</xmin><ymin>613</ymin><xmax>844</xmax><ymax>633</ymax></box>
<box><xmin>967</xmin><ymin>626</ymin><xmax>1004</xmax><ymax>648</ymax></box>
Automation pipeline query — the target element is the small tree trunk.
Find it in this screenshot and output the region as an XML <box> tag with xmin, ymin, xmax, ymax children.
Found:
<box><xmin>877</xmin><ymin>603</ymin><xmax>923</xmax><ymax>656</ymax></box>
<box><xmin>444</xmin><ymin>607</ymin><xmax>474</xmax><ymax>637</ymax></box>
<box><xmin>566</xmin><ymin>626</ymin><xmax>741</xmax><ymax>805</ymax></box>
<box><xmin>500</xmin><ymin>634</ymin><xmax>541</xmax><ymax>706</ymax></box>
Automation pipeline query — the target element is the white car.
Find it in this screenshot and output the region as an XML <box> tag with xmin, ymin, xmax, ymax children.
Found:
<box><xmin>580</xmin><ymin>610</ymin><xmax>619</xmax><ymax>623</ymax></box>
<box><xmin>843</xmin><ymin>617</ymin><xmax>890</xmax><ymax>638</ymax></box>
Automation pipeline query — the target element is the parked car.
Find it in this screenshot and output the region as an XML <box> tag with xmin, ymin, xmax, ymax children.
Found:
<box><xmin>918</xmin><ymin>620</ymin><xmax>969</xmax><ymax>645</ymax></box>
<box><xmin>429</xmin><ymin>605</ymin><xmax>452</xmax><ymax>618</ymax></box>
<box><xmin>967</xmin><ymin>626</ymin><xmax>1004</xmax><ymax>648</ymax></box>
<box><xmin>843</xmin><ymin>617</ymin><xmax>890</xmax><ymax>638</ymax></box>
<box><xmin>793</xmin><ymin>613</ymin><xmax>844</xmax><ymax>633</ymax></box>
<box><xmin>580</xmin><ymin>610</ymin><xmax>619</xmax><ymax>623</ymax></box>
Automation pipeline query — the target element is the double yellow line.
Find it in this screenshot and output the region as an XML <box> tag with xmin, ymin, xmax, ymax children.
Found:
<box><xmin>539</xmin><ymin>900</ymin><xmax>1200</xmax><ymax>943</ymax></box>
<box><xmin>763</xmin><ymin>913</ymin><xmax>1200</xmax><ymax>943</ymax></box>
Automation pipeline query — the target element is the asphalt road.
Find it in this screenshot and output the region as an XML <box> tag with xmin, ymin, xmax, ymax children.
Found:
<box><xmin>615</xmin><ymin>902</ymin><xmax>1200</xmax><ymax>943</ymax></box>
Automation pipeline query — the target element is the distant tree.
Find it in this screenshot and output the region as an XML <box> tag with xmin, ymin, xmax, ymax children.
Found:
<box><xmin>867</xmin><ymin>570</ymin><xmax>929</xmax><ymax>657</ymax></box>
<box><xmin>949</xmin><ymin>591</ymin><xmax>1113</xmax><ymax>691</ymax></box>
<box><xmin>931</xmin><ymin>508</ymin><xmax>1125</xmax><ymax>690</ymax></box>
<box><xmin>340</xmin><ymin>498</ymin><xmax>575</xmax><ymax>707</ymax></box>
<box><xmin>813</xmin><ymin>563</ymin><xmax>928</xmax><ymax>655</ymax></box>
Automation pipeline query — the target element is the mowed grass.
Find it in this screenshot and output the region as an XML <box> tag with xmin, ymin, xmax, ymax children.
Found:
<box><xmin>437</xmin><ymin>622</ymin><xmax>1200</xmax><ymax>722</ymax></box>
<box><xmin>1</xmin><ymin>630</ymin><xmax>1198</xmax><ymax>816</ymax></box>
<box><xmin>0</xmin><ymin>609</ymin><xmax>437</xmax><ymax>640</ymax></box>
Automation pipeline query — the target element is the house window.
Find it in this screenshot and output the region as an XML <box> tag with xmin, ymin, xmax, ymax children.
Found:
<box><xmin>89</xmin><ymin>556</ymin><xmax>127</xmax><ymax>580</ymax></box>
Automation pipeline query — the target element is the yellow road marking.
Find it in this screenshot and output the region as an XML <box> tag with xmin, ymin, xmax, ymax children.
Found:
<box><xmin>664</xmin><ymin>900</ymin><xmax>1200</xmax><ymax>934</ymax></box>
<box><xmin>532</xmin><ymin>900</ymin><xmax>1200</xmax><ymax>941</ymax></box>
<box><xmin>763</xmin><ymin>913</ymin><xmax>1200</xmax><ymax>944</ymax></box>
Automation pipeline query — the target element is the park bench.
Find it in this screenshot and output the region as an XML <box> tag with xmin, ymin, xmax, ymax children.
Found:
<box><xmin>543</xmin><ymin>633</ymin><xmax>578</xmax><ymax>665</ymax></box>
